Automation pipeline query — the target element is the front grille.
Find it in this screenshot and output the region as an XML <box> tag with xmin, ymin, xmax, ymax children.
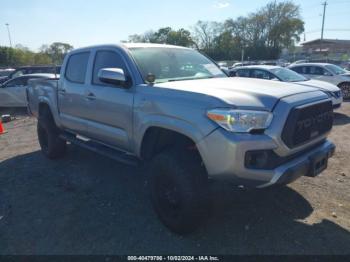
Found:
<box><xmin>282</xmin><ymin>101</ymin><xmax>333</xmax><ymax>148</ymax></box>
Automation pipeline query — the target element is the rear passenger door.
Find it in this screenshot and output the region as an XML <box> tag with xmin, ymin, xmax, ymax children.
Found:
<box><xmin>83</xmin><ymin>49</ymin><xmax>134</xmax><ymax>151</ymax></box>
<box><xmin>59</xmin><ymin>51</ymin><xmax>90</xmax><ymax>135</ymax></box>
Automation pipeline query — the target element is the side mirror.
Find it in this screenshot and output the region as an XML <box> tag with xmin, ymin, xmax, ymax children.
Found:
<box><xmin>323</xmin><ymin>71</ymin><xmax>333</xmax><ymax>76</ymax></box>
<box><xmin>98</xmin><ymin>68</ymin><xmax>126</xmax><ymax>85</ymax></box>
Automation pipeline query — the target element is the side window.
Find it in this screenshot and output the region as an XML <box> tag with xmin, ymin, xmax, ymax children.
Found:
<box><xmin>65</xmin><ymin>52</ymin><xmax>90</xmax><ymax>84</ymax></box>
<box><xmin>292</xmin><ymin>66</ymin><xmax>308</xmax><ymax>74</ymax></box>
<box><xmin>236</xmin><ymin>69</ymin><xmax>250</xmax><ymax>77</ymax></box>
<box><xmin>251</xmin><ymin>69</ymin><xmax>271</xmax><ymax>80</ymax></box>
<box><xmin>92</xmin><ymin>50</ymin><xmax>129</xmax><ymax>86</ymax></box>
<box><xmin>5</xmin><ymin>78</ymin><xmax>26</xmax><ymax>87</ymax></box>
<box><xmin>309</xmin><ymin>66</ymin><xmax>325</xmax><ymax>75</ymax></box>
<box><xmin>302</xmin><ymin>66</ymin><xmax>310</xmax><ymax>74</ymax></box>
<box><xmin>291</xmin><ymin>67</ymin><xmax>301</xmax><ymax>73</ymax></box>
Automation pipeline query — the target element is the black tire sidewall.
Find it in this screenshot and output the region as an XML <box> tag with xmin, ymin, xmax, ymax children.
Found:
<box><xmin>149</xmin><ymin>150</ymin><xmax>207</xmax><ymax>234</ymax></box>
<box><xmin>37</xmin><ymin>114</ymin><xmax>66</xmax><ymax>159</ymax></box>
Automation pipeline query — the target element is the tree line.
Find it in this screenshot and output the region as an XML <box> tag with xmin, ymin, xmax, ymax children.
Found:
<box><xmin>126</xmin><ymin>1</ymin><xmax>304</xmax><ymax>61</ymax></box>
<box><xmin>0</xmin><ymin>1</ymin><xmax>304</xmax><ymax>67</ymax></box>
<box><xmin>0</xmin><ymin>42</ymin><xmax>73</xmax><ymax>68</ymax></box>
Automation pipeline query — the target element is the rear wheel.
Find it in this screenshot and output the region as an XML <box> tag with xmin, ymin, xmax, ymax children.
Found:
<box><xmin>149</xmin><ymin>149</ymin><xmax>208</xmax><ymax>234</ymax></box>
<box><xmin>37</xmin><ymin>110</ymin><xmax>66</xmax><ymax>159</ymax></box>
<box><xmin>339</xmin><ymin>82</ymin><xmax>350</xmax><ymax>100</ymax></box>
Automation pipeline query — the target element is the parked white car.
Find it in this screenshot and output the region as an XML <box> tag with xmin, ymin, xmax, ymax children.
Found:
<box><xmin>0</xmin><ymin>74</ymin><xmax>56</xmax><ymax>107</ymax></box>
<box><xmin>230</xmin><ymin>65</ymin><xmax>343</xmax><ymax>109</ymax></box>
<box><xmin>288</xmin><ymin>63</ymin><xmax>350</xmax><ymax>99</ymax></box>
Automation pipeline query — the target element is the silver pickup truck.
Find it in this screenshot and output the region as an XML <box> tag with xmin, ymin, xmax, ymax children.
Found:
<box><xmin>27</xmin><ymin>43</ymin><xmax>335</xmax><ymax>234</ymax></box>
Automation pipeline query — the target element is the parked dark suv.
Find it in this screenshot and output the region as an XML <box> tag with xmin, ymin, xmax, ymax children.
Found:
<box><xmin>0</xmin><ymin>65</ymin><xmax>61</xmax><ymax>84</ymax></box>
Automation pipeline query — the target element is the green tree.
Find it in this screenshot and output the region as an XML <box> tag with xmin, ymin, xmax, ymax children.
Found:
<box><xmin>128</xmin><ymin>27</ymin><xmax>195</xmax><ymax>47</ymax></box>
<box><xmin>223</xmin><ymin>1</ymin><xmax>304</xmax><ymax>60</ymax></box>
<box><xmin>40</xmin><ymin>42</ymin><xmax>74</xmax><ymax>64</ymax></box>
<box><xmin>0</xmin><ymin>42</ymin><xmax>70</xmax><ymax>67</ymax></box>
<box><xmin>192</xmin><ymin>21</ymin><xmax>222</xmax><ymax>52</ymax></box>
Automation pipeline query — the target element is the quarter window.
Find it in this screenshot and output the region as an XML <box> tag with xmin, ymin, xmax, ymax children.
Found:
<box><xmin>92</xmin><ymin>51</ymin><xmax>129</xmax><ymax>85</ymax></box>
<box><xmin>65</xmin><ymin>52</ymin><xmax>90</xmax><ymax>84</ymax></box>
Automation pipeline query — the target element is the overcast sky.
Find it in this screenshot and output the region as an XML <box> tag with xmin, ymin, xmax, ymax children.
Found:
<box><xmin>1</xmin><ymin>0</ymin><xmax>350</xmax><ymax>50</ymax></box>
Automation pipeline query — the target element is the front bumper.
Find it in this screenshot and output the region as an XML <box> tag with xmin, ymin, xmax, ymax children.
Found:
<box><xmin>197</xmin><ymin>128</ymin><xmax>335</xmax><ymax>188</ymax></box>
<box><xmin>331</xmin><ymin>96</ymin><xmax>343</xmax><ymax>109</ymax></box>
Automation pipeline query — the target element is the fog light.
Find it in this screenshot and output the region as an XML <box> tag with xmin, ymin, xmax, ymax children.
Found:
<box><xmin>245</xmin><ymin>150</ymin><xmax>270</xmax><ymax>169</ymax></box>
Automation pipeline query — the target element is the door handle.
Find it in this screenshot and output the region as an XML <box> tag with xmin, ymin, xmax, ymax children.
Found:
<box><xmin>86</xmin><ymin>92</ymin><xmax>96</xmax><ymax>100</ymax></box>
<box><xmin>58</xmin><ymin>88</ymin><xmax>66</xmax><ymax>93</ymax></box>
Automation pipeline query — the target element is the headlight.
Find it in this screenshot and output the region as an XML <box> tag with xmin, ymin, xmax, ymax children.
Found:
<box><xmin>207</xmin><ymin>109</ymin><xmax>273</xmax><ymax>133</ymax></box>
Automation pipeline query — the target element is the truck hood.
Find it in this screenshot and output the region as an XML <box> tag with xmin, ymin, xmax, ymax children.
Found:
<box><xmin>155</xmin><ymin>77</ymin><xmax>322</xmax><ymax>110</ymax></box>
<box><xmin>295</xmin><ymin>79</ymin><xmax>340</xmax><ymax>92</ymax></box>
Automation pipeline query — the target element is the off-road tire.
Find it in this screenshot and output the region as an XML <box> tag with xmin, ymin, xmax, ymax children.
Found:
<box><xmin>37</xmin><ymin>110</ymin><xmax>66</xmax><ymax>159</ymax></box>
<box><xmin>149</xmin><ymin>149</ymin><xmax>208</xmax><ymax>234</ymax></box>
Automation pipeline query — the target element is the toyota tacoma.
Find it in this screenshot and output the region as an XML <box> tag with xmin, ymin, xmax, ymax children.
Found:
<box><xmin>27</xmin><ymin>43</ymin><xmax>335</xmax><ymax>234</ymax></box>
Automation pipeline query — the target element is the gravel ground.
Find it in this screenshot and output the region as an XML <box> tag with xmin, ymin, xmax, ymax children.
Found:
<box><xmin>0</xmin><ymin>104</ymin><xmax>349</xmax><ymax>255</ymax></box>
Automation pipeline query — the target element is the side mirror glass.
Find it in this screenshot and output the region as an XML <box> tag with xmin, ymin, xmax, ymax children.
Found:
<box><xmin>98</xmin><ymin>68</ymin><xmax>126</xmax><ymax>85</ymax></box>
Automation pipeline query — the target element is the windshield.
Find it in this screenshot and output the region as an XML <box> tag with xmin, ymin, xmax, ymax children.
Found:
<box><xmin>129</xmin><ymin>47</ymin><xmax>226</xmax><ymax>83</ymax></box>
<box><xmin>325</xmin><ymin>64</ymin><xmax>347</xmax><ymax>75</ymax></box>
<box><xmin>270</xmin><ymin>67</ymin><xmax>307</xmax><ymax>82</ymax></box>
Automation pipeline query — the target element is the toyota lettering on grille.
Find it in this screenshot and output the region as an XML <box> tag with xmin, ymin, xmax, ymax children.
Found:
<box><xmin>296</xmin><ymin>111</ymin><xmax>333</xmax><ymax>136</ymax></box>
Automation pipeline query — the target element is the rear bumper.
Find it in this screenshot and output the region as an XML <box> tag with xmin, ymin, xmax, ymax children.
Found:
<box><xmin>197</xmin><ymin>128</ymin><xmax>335</xmax><ymax>188</ymax></box>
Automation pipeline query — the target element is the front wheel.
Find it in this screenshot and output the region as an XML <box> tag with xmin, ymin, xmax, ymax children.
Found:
<box><xmin>149</xmin><ymin>149</ymin><xmax>208</xmax><ymax>234</ymax></box>
<box><xmin>339</xmin><ymin>82</ymin><xmax>350</xmax><ymax>100</ymax></box>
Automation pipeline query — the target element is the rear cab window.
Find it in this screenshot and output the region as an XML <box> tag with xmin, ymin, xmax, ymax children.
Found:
<box><xmin>65</xmin><ymin>52</ymin><xmax>90</xmax><ymax>84</ymax></box>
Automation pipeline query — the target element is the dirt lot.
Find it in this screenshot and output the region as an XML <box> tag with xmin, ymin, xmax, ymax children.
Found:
<box><xmin>0</xmin><ymin>104</ymin><xmax>349</xmax><ymax>255</ymax></box>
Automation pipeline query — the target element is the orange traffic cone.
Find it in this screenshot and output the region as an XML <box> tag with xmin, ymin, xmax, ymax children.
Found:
<box><xmin>0</xmin><ymin>121</ymin><xmax>6</xmax><ymax>135</ymax></box>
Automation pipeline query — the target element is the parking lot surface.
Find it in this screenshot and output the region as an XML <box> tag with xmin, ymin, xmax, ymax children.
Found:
<box><xmin>0</xmin><ymin>105</ymin><xmax>349</xmax><ymax>255</ymax></box>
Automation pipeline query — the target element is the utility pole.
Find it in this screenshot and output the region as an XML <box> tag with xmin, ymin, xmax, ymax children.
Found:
<box><xmin>321</xmin><ymin>1</ymin><xmax>328</xmax><ymax>41</ymax></box>
<box><xmin>241</xmin><ymin>48</ymin><xmax>245</xmax><ymax>63</ymax></box>
<box><xmin>5</xmin><ymin>23</ymin><xmax>13</xmax><ymax>48</ymax></box>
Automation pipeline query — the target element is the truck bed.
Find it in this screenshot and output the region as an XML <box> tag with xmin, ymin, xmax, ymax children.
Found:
<box><xmin>27</xmin><ymin>76</ymin><xmax>60</xmax><ymax>118</ymax></box>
